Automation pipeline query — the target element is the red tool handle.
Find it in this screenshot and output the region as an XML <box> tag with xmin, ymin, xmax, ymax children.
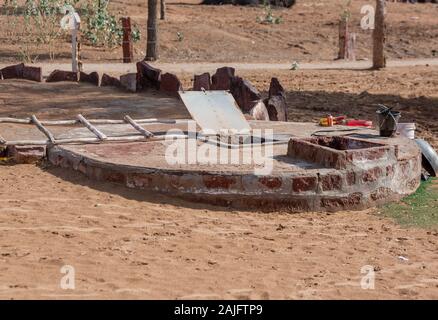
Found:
<box><xmin>346</xmin><ymin>119</ymin><xmax>373</xmax><ymax>127</ymax></box>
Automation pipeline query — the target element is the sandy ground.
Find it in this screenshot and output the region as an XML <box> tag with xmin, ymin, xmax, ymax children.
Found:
<box><xmin>0</xmin><ymin>164</ymin><xmax>437</xmax><ymax>300</ymax></box>
<box><xmin>0</xmin><ymin>0</ymin><xmax>437</xmax><ymax>63</ymax></box>
<box><xmin>0</xmin><ymin>63</ymin><xmax>437</xmax><ymax>299</ymax></box>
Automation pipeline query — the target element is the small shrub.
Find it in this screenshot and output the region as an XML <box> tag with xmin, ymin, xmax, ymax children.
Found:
<box><xmin>257</xmin><ymin>3</ymin><xmax>282</xmax><ymax>25</ymax></box>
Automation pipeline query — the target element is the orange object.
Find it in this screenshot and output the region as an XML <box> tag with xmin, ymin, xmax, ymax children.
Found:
<box><xmin>319</xmin><ymin>115</ymin><xmax>346</xmax><ymax>127</ymax></box>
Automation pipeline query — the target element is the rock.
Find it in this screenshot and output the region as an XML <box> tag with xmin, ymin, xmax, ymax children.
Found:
<box><xmin>7</xmin><ymin>145</ymin><xmax>46</xmax><ymax>164</ymax></box>
<box><xmin>230</xmin><ymin>76</ymin><xmax>261</xmax><ymax>113</ymax></box>
<box><xmin>268</xmin><ymin>77</ymin><xmax>285</xmax><ymax>98</ymax></box>
<box><xmin>101</xmin><ymin>73</ymin><xmax>121</xmax><ymax>87</ymax></box>
<box><xmin>46</xmin><ymin>70</ymin><xmax>78</xmax><ymax>82</ymax></box>
<box><xmin>265</xmin><ymin>95</ymin><xmax>288</xmax><ymax>121</ymax></box>
<box><xmin>120</xmin><ymin>73</ymin><xmax>137</xmax><ymax>92</ymax></box>
<box><xmin>1</xmin><ymin>63</ymin><xmax>24</xmax><ymax>79</ymax></box>
<box><xmin>160</xmin><ymin>73</ymin><xmax>183</xmax><ymax>94</ymax></box>
<box><xmin>22</xmin><ymin>66</ymin><xmax>43</xmax><ymax>82</ymax></box>
<box><xmin>136</xmin><ymin>61</ymin><xmax>161</xmax><ymax>90</ymax></box>
<box><xmin>79</xmin><ymin>71</ymin><xmax>99</xmax><ymax>86</ymax></box>
<box><xmin>193</xmin><ymin>72</ymin><xmax>211</xmax><ymax>91</ymax></box>
<box><xmin>266</xmin><ymin>77</ymin><xmax>288</xmax><ymax>121</ymax></box>
<box><xmin>249</xmin><ymin>100</ymin><xmax>269</xmax><ymax>121</ymax></box>
<box><xmin>211</xmin><ymin>67</ymin><xmax>235</xmax><ymax>90</ymax></box>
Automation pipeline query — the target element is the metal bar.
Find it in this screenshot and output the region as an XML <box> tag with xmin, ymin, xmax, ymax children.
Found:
<box><xmin>0</xmin><ymin>117</ymin><xmax>177</xmax><ymax>126</ymax></box>
<box><xmin>124</xmin><ymin>115</ymin><xmax>154</xmax><ymax>138</ymax></box>
<box><xmin>77</xmin><ymin>114</ymin><xmax>107</xmax><ymax>140</ymax></box>
<box><xmin>4</xmin><ymin>134</ymin><xmax>187</xmax><ymax>146</ymax></box>
<box><xmin>31</xmin><ymin>115</ymin><xmax>56</xmax><ymax>143</ymax></box>
<box><xmin>0</xmin><ymin>117</ymin><xmax>32</xmax><ymax>124</ymax></box>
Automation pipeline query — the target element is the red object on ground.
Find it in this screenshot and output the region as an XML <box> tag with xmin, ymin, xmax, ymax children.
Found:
<box><xmin>346</xmin><ymin>119</ymin><xmax>373</xmax><ymax>127</ymax></box>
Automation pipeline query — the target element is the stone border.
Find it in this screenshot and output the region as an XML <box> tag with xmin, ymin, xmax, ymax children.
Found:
<box><xmin>46</xmin><ymin>138</ymin><xmax>421</xmax><ymax>212</ymax></box>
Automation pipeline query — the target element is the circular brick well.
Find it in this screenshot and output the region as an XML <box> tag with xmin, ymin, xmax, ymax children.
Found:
<box><xmin>47</xmin><ymin>121</ymin><xmax>421</xmax><ymax>212</ymax></box>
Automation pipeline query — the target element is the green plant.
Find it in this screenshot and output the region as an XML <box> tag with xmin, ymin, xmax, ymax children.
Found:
<box><xmin>176</xmin><ymin>32</ymin><xmax>184</xmax><ymax>42</ymax></box>
<box><xmin>81</xmin><ymin>0</ymin><xmax>141</xmax><ymax>48</ymax></box>
<box><xmin>380</xmin><ymin>178</ymin><xmax>438</xmax><ymax>229</ymax></box>
<box><xmin>340</xmin><ymin>0</ymin><xmax>352</xmax><ymax>22</ymax></box>
<box><xmin>257</xmin><ymin>2</ymin><xmax>282</xmax><ymax>25</ymax></box>
<box><xmin>3</xmin><ymin>0</ymin><xmax>79</xmax><ymax>62</ymax></box>
<box><xmin>290</xmin><ymin>61</ymin><xmax>299</xmax><ymax>70</ymax></box>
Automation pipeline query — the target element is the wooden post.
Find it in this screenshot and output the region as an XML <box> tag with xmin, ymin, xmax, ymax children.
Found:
<box><xmin>346</xmin><ymin>33</ymin><xmax>356</xmax><ymax>61</ymax></box>
<box><xmin>160</xmin><ymin>0</ymin><xmax>166</xmax><ymax>20</ymax></box>
<box><xmin>124</xmin><ymin>115</ymin><xmax>154</xmax><ymax>138</ymax></box>
<box><xmin>146</xmin><ymin>0</ymin><xmax>158</xmax><ymax>61</ymax></box>
<box><xmin>121</xmin><ymin>17</ymin><xmax>134</xmax><ymax>63</ymax></box>
<box><xmin>373</xmin><ymin>0</ymin><xmax>386</xmax><ymax>69</ymax></box>
<box><xmin>338</xmin><ymin>17</ymin><xmax>348</xmax><ymax>60</ymax></box>
<box><xmin>338</xmin><ymin>16</ymin><xmax>356</xmax><ymax>61</ymax></box>
<box><xmin>72</xmin><ymin>27</ymin><xmax>78</xmax><ymax>73</ymax></box>
<box><xmin>77</xmin><ymin>114</ymin><xmax>107</xmax><ymax>141</ymax></box>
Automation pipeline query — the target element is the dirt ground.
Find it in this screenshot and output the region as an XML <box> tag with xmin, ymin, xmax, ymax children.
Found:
<box><xmin>0</xmin><ymin>0</ymin><xmax>437</xmax><ymax>63</ymax></box>
<box><xmin>0</xmin><ymin>164</ymin><xmax>437</xmax><ymax>299</ymax></box>
<box><xmin>1</xmin><ymin>0</ymin><xmax>437</xmax><ymax>300</ymax></box>
<box><xmin>0</xmin><ymin>63</ymin><xmax>437</xmax><ymax>299</ymax></box>
<box><xmin>224</xmin><ymin>65</ymin><xmax>438</xmax><ymax>150</ymax></box>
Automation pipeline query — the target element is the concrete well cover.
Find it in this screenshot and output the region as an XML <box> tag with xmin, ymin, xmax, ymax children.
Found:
<box><xmin>179</xmin><ymin>91</ymin><xmax>251</xmax><ymax>134</ymax></box>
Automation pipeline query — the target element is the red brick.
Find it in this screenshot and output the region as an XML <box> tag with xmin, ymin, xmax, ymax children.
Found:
<box><xmin>203</xmin><ymin>175</ymin><xmax>236</xmax><ymax>189</ymax></box>
<box><xmin>258</xmin><ymin>177</ymin><xmax>282</xmax><ymax>189</ymax></box>
<box><xmin>346</xmin><ymin>171</ymin><xmax>356</xmax><ymax>185</ymax></box>
<box><xmin>101</xmin><ymin>73</ymin><xmax>121</xmax><ymax>87</ymax></box>
<box><xmin>79</xmin><ymin>71</ymin><xmax>99</xmax><ymax>86</ymax></box>
<box><xmin>321</xmin><ymin>174</ymin><xmax>343</xmax><ymax>191</ymax></box>
<box><xmin>1</xmin><ymin>63</ymin><xmax>24</xmax><ymax>79</ymax></box>
<box><xmin>160</xmin><ymin>73</ymin><xmax>183</xmax><ymax>94</ymax></box>
<box><xmin>370</xmin><ymin>187</ymin><xmax>392</xmax><ymax>201</ymax></box>
<box><xmin>211</xmin><ymin>66</ymin><xmax>235</xmax><ymax>90</ymax></box>
<box><xmin>320</xmin><ymin>192</ymin><xmax>363</xmax><ymax>210</ymax></box>
<box><xmin>193</xmin><ymin>73</ymin><xmax>211</xmax><ymax>91</ymax></box>
<box><xmin>22</xmin><ymin>66</ymin><xmax>42</xmax><ymax>82</ymax></box>
<box><xmin>292</xmin><ymin>176</ymin><xmax>317</xmax><ymax>192</ymax></box>
<box><xmin>361</xmin><ymin>167</ymin><xmax>382</xmax><ymax>183</ymax></box>
<box><xmin>46</xmin><ymin>70</ymin><xmax>78</xmax><ymax>82</ymax></box>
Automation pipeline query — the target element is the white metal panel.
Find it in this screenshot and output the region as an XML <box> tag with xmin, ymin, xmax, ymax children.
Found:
<box><xmin>179</xmin><ymin>91</ymin><xmax>251</xmax><ymax>134</ymax></box>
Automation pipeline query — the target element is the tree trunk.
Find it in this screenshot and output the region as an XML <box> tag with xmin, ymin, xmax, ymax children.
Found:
<box><xmin>160</xmin><ymin>0</ymin><xmax>166</xmax><ymax>20</ymax></box>
<box><xmin>373</xmin><ymin>0</ymin><xmax>386</xmax><ymax>69</ymax></box>
<box><xmin>146</xmin><ymin>0</ymin><xmax>158</xmax><ymax>61</ymax></box>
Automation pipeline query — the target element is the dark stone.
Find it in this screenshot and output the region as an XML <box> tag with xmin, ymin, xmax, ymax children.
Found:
<box><xmin>230</xmin><ymin>76</ymin><xmax>261</xmax><ymax>112</ymax></box>
<box><xmin>79</xmin><ymin>71</ymin><xmax>99</xmax><ymax>86</ymax></box>
<box><xmin>160</xmin><ymin>73</ymin><xmax>183</xmax><ymax>94</ymax></box>
<box><xmin>266</xmin><ymin>77</ymin><xmax>288</xmax><ymax>121</ymax></box>
<box><xmin>193</xmin><ymin>72</ymin><xmax>211</xmax><ymax>91</ymax></box>
<box><xmin>22</xmin><ymin>66</ymin><xmax>43</xmax><ymax>82</ymax></box>
<box><xmin>265</xmin><ymin>95</ymin><xmax>288</xmax><ymax>121</ymax></box>
<box><xmin>211</xmin><ymin>67</ymin><xmax>235</xmax><ymax>90</ymax></box>
<box><xmin>136</xmin><ymin>61</ymin><xmax>161</xmax><ymax>90</ymax></box>
<box><xmin>120</xmin><ymin>73</ymin><xmax>137</xmax><ymax>93</ymax></box>
<box><xmin>268</xmin><ymin>77</ymin><xmax>285</xmax><ymax>98</ymax></box>
<box><xmin>1</xmin><ymin>63</ymin><xmax>24</xmax><ymax>79</ymax></box>
<box><xmin>46</xmin><ymin>70</ymin><xmax>78</xmax><ymax>82</ymax></box>
<box><xmin>101</xmin><ymin>73</ymin><xmax>121</xmax><ymax>87</ymax></box>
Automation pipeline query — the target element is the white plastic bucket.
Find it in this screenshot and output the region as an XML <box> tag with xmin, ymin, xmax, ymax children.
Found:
<box><xmin>397</xmin><ymin>123</ymin><xmax>416</xmax><ymax>139</ymax></box>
